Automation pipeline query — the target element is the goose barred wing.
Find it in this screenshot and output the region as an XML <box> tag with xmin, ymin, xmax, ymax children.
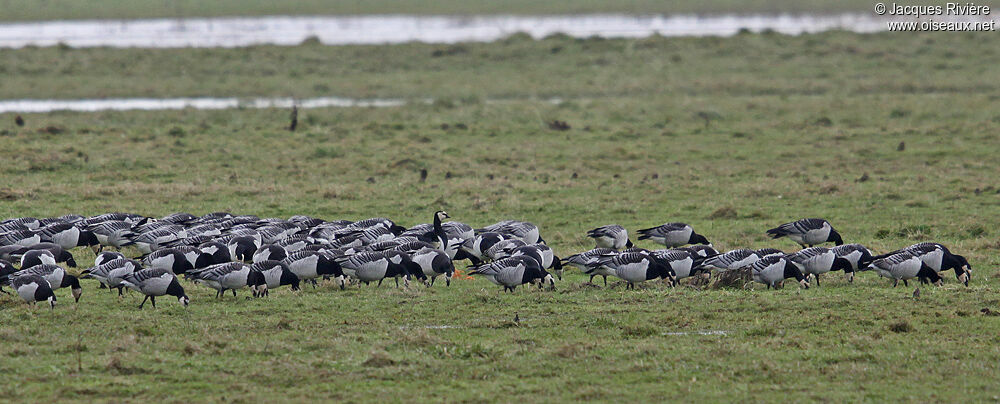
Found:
<box><xmin>767</xmin><ymin>218</ymin><xmax>828</xmax><ymax>237</ymax></box>
<box><xmin>122</xmin><ymin>268</ymin><xmax>172</xmax><ymax>284</ymax></box>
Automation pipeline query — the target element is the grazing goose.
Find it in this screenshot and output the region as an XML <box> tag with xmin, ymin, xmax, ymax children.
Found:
<box><xmin>460</xmin><ymin>232</ymin><xmax>510</xmax><ymax>264</ymax></box>
<box><xmin>650</xmin><ymin>249</ymin><xmax>707</xmax><ymax>281</ymax></box>
<box><xmin>141</xmin><ymin>248</ymin><xmax>194</xmax><ymax>274</ymax></box>
<box><xmin>586</xmin><ymin>225</ymin><xmax>632</xmax><ymax>250</ymax></box>
<box><xmin>10</xmin><ymin>264</ymin><xmax>83</xmax><ymax>302</ymax></box>
<box><xmin>94</xmin><ymin>251</ymin><xmax>125</xmax><ymax>267</ymax></box>
<box><xmin>34</xmin><ymin>222</ymin><xmax>101</xmax><ymax>253</ymax></box>
<box><xmin>0</xmin><ymin>229</ymin><xmax>41</xmax><ymax>247</ymax></box>
<box><xmin>160</xmin><ymin>212</ymin><xmax>198</xmax><ymax>225</ymax></box>
<box><xmin>700</xmin><ymin>249</ymin><xmax>763</xmax><ymax>272</ymax></box>
<box><xmin>253</xmin><ymin>244</ymin><xmax>288</xmax><ymax>263</ymax></box>
<box><xmin>467</xmin><ymin>256</ymin><xmax>555</xmax><ymax>292</ymax></box>
<box><xmin>131</xmin><ymin>227</ymin><xmax>186</xmax><ymax>254</ymax></box>
<box><xmin>503</xmin><ymin>244</ymin><xmax>562</xmax><ymax>279</ymax></box>
<box><xmin>588</xmin><ymin>252</ymin><xmax>675</xmax><ymax>290</ymax></box>
<box><xmin>869</xmin><ymin>252</ymin><xmax>942</xmax><ymax>287</ymax></box>
<box><xmin>0</xmin><ymin>259</ymin><xmax>17</xmax><ymax>293</ymax></box>
<box><xmin>250</xmin><ymin>260</ymin><xmax>300</xmax><ymax>293</ymax></box>
<box><xmin>81</xmin><ymin>258</ymin><xmax>141</xmax><ymax>295</ymax></box>
<box><xmin>227</xmin><ymin>236</ymin><xmax>261</xmax><ymax>262</ymax></box>
<box><xmin>831</xmin><ymin>244</ymin><xmax>874</xmax><ymax>273</ymax></box>
<box><xmin>785</xmin><ymin>247</ymin><xmax>854</xmax><ymax>285</ymax></box>
<box><xmin>767</xmin><ymin>218</ymin><xmax>843</xmax><ymax>247</ymax></box>
<box><xmin>19</xmin><ymin>243</ymin><xmax>78</xmax><ymax>267</ymax></box>
<box><xmin>407</xmin><ymin>248</ymin><xmax>455</xmax><ymax>286</ymax></box>
<box><xmin>676</xmin><ymin>245</ymin><xmax>719</xmax><ymax>258</ymax></box>
<box><xmin>637</xmin><ymin>223</ymin><xmax>710</xmax><ymax>248</ymax></box>
<box><xmin>484</xmin><ymin>239</ymin><xmax>527</xmax><ymax>260</ymax></box>
<box><xmin>88</xmin><ymin>220</ymin><xmax>138</xmax><ymax>250</ymax></box>
<box><xmin>9</xmin><ymin>274</ymin><xmax>56</xmax><ymax>308</ymax></box>
<box><xmin>186</xmin><ymin>262</ymin><xmax>267</xmax><ymax>298</ymax></box>
<box><xmin>3</xmin><ymin>217</ymin><xmax>41</xmax><ymax>230</ymax></box>
<box><xmin>281</xmin><ymin>250</ymin><xmax>345</xmax><ymax>289</ymax></box>
<box><xmin>750</xmin><ymin>255</ymin><xmax>810</xmax><ymax>289</ymax></box>
<box><xmin>337</xmin><ymin>250</ymin><xmax>426</xmax><ymax>288</ymax></box>
<box><xmin>478</xmin><ymin>220</ymin><xmax>543</xmax><ymax>244</ymax></box>
<box><xmin>876</xmin><ymin>242</ymin><xmax>971</xmax><ymax>286</ymax></box>
<box><xmin>195</xmin><ymin>241</ymin><xmax>232</xmax><ymax>268</ymax></box>
<box><xmin>20</xmin><ymin>249</ymin><xmax>58</xmax><ymax>269</ymax></box>
<box><xmin>120</xmin><ymin>268</ymin><xmax>190</xmax><ymax>309</ymax></box>
<box><xmin>562</xmin><ymin>248</ymin><xmax>617</xmax><ymax>284</ymax></box>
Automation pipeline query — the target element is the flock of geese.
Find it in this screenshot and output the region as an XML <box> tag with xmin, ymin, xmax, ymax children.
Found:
<box><xmin>0</xmin><ymin>211</ymin><xmax>974</xmax><ymax>309</ymax></box>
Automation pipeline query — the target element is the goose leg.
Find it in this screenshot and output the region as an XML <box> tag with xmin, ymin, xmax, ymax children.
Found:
<box><xmin>903</xmin><ymin>279</ymin><xmax>909</xmax><ymax>287</ymax></box>
<box><xmin>150</xmin><ymin>295</ymin><xmax>156</xmax><ymax>308</ymax></box>
<box><xmin>232</xmin><ymin>289</ymin><xmax>237</xmax><ymax>297</ymax></box>
<box><xmin>395</xmin><ymin>278</ymin><xmax>399</xmax><ymax>288</ymax></box>
<box><xmin>139</xmin><ymin>295</ymin><xmax>149</xmax><ymax>309</ymax></box>
<box><xmin>815</xmin><ymin>274</ymin><xmax>821</xmax><ymax>287</ymax></box>
<box><xmin>893</xmin><ymin>279</ymin><xmax>899</xmax><ymax>287</ymax></box>
<box><xmin>603</xmin><ymin>275</ymin><xmax>608</xmax><ymax>287</ymax></box>
<box><xmin>378</xmin><ymin>279</ymin><xmax>384</xmax><ymax>287</ymax></box>
<box><xmin>588</xmin><ymin>274</ymin><xmax>596</xmax><ymax>284</ymax></box>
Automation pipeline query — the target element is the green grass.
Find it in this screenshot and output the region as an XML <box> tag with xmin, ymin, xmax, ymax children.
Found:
<box><xmin>0</xmin><ymin>0</ymin><xmax>878</xmax><ymax>22</ymax></box>
<box><xmin>2</xmin><ymin>31</ymin><xmax>995</xmax><ymax>100</ymax></box>
<box><xmin>1</xmin><ymin>32</ymin><xmax>1000</xmax><ymax>401</ymax></box>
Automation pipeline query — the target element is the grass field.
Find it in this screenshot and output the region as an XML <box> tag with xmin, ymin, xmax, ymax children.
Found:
<box><xmin>0</xmin><ymin>0</ymin><xmax>879</xmax><ymax>22</ymax></box>
<box><xmin>2</xmin><ymin>32</ymin><xmax>1000</xmax><ymax>401</ymax></box>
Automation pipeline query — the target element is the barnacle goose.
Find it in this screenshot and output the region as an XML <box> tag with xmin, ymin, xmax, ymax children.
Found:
<box><xmin>406</xmin><ymin>247</ymin><xmax>455</xmax><ymax>286</ymax></box>
<box><xmin>88</xmin><ymin>220</ymin><xmax>138</xmax><ymax>250</ymax></box>
<box><xmin>2</xmin><ymin>217</ymin><xmax>42</xmax><ymax>230</ymax></box>
<box><xmin>700</xmin><ymin>249</ymin><xmax>763</xmax><ymax>272</ymax></box>
<box><xmin>767</xmin><ymin>218</ymin><xmax>843</xmax><ymax>247</ymax></box>
<box><xmin>751</xmin><ymin>255</ymin><xmax>810</xmax><ymax>289</ymax></box>
<box><xmin>227</xmin><ymin>235</ymin><xmax>262</xmax><ymax>262</ymax></box>
<box><xmin>253</xmin><ymin>244</ymin><xmax>288</xmax><ymax>263</ymax></box>
<box><xmin>637</xmin><ymin>223</ymin><xmax>711</xmax><ymax>248</ymax></box>
<box><xmin>337</xmin><ymin>250</ymin><xmax>426</xmax><ymax>288</ymax></box>
<box><xmin>281</xmin><ymin>250</ymin><xmax>345</xmax><ymax>289</ymax></box>
<box><xmin>186</xmin><ymin>262</ymin><xmax>267</xmax><ymax>298</ymax></box>
<box><xmin>0</xmin><ymin>259</ymin><xmax>16</xmax><ymax>294</ymax></box>
<box><xmin>141</xmin><ymin>248</ymin><xmax>195</xmax><ymax>274</ymax></box>
<box><xmin>10</xmin><ymin>263</ymin><xmax>83</xmax><ymax>302</ymax></box>
<box><xmin>485</xmin><ymin>239</ymin><xmax>527</xmax><ymax>260</ymax></box>
<box><xmin>875</xmin><ymin>242</ymin><xmax>971</xmax><ymax>286</ymax></box>
<box><xmin>586</xmin><ymin>225</ymin><xmax>632</xmax><ymax>250</ymax></box>
<box><xmin>467</xmin><ymin>256</ymin><xmax>555</xmax><ymax>292</ymax></box>
<box><xmin>562</xmin><ymin>248</ymin><xmax>617</xmax><ymax>284</ymax></box>
<box><xmin>81</xmin><ymin>258</ymin><xmax>141</xmax><ymax>295</ymax></box>
<box><xmin>460</xmin><ymin>232</ymin><xmax>510</xmax><ymax>264</ymax></box>
<box><xmin>478</xmin><ymin>220</ymin><xmax>543</xmax><ymax>244</ymax></box>
<box><xmin>94</xmin><ymin>251</ymin><xmax>125</xmax><ymax>267</ymax></box>
<box><xmin>0</xmin><ymin>228</ymin><xmax>41</xmax><ymax>247</ymax></box>
<box><xmin>503</xmin><ymin>244</ymin><xmax>563</xmax><ymax>279</ymax></box>
<box><xmin>20</xmin><ymin>249</ymin><xmax>58</xmax><ymax>268</ymax></box>
<box><xmin>131</xmin><ymin>226</ymin><xmax>188</xmax><ymax>254</ymax></box>
<box><xmin>587</xmin><ymin>251</ymin><xmax>675</xmax><ymax>290</ymax></box>
<box><xmin>195</xmin><ymin>241</ymin><xmax>232</xmax><ymax>268</ymax></box>
<box><xmin>831</xmin><ymin>244</ymin><xmax>874</xmax><ymax>273</ymax></box>
<box><xmin>869</xmin><ymin>251</ymin><xmax>942</xmax><ymax>287</ymax></box>
<box><xmin>9</xmin><ymin>274</ymin><xmax>56</xmax><ymax>309</ymax></box>
<box><xmin>650</xmin><ymin>249</ymin><xmax>708</xmax><ymax>281</ymax></box>
<box><xmin>120</xmin><ymin>268</ymin><xmax>190</xmax><ymax>309</ymax></box>
<box><xmin>676</xmin><ymin>245</ymin><xmax>719</xmax><ymax>258</ymax></box>
<box><xmin>250</xmin><ymin>260</ymin><xmax>300</xmax><ymax>293</ymax></box>
<box><xmin>785</xmin><ymin>247</ymin><xmax>854</xmax><ymax>285</ymax></box>
<box><xmin>19</xmin><ymin>243</ymin><xmax>78</xmax><ymax>267</ymax></box>
<box><xmin>160</xmin><ymin>212</ymin><xmax>198</xmax><ymax>225</ymax></box>
<box><xmin>34</xmin><ymin>222</ymin><xmax>101</xmax><ymax>253</ymax></box>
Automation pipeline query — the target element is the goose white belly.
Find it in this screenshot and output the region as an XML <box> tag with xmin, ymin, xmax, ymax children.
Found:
<box><xmin>356</xmin><ymin>260</ymin><xmax>390</xmax><ymax>282</ymax></box>
<box><xmin>261</xmin><ymin>268</ymin><xmax>283</xmax><ymax>288</ymax></box>
<box><xmin>219</xmin><ymin>269</ymin><xmax>250</xmax><ymax>290</ymax></box>
<box><xmin>884</xmin><ymin>259</ymin><xmax>923</xmax><ymax>280</ymax></box>
<box><xmin>790</xmin><ymin>225</ymin><xmax>830</xmax><ymax>245</ymax></box>
<box><xmin>753</xmin><ymin>265</ymin><xmax>784</xmax><ymax>285</ymax></box>
<box><xmin>16</xmin><ymin>282</ymin><xmax>41</xmax><ymax>302</ymax></box>
<box><xmin>669</xmin><ymin>257</ymin><xmax>696</xmax><ymax>279</ymax></box>
<box><xmin>411</xmin><ymin>251</ymin><xmax>439</xmax><ymax>277</ymax></box>
<box><xmin>797</xmin><ymin>252</ymin><xmax>836</xmax><ymax>275</ymax></box>
<box><xmin>613</xmin><ymin>261</ymin><xmax>650</xmax><ymax>283</ymax></box>
<box><xmin>50</xmin><ymin>227</ymin><xmax>80</xmax><ymax>250</ymax></box>
<box><xmin>138</xmin><ymin>273</ymin><xmax>175</xmax><ymax>295</ymax></box>
<box><xmin>287</xmin><ymin>255</ymin><xmax>321</xmax><ymax>279</ymax></box>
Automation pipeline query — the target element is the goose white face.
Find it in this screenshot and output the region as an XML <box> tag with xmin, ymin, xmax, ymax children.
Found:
<box><xmin>48</xmin><ymin>296</ymin><xmax>57</xmax><ymax>309</ymax></box>
<box><xmin>799</xmin><ymin>279</ymin><xmax>810</xmax><ymax>289</ymax></box>
<box><xmin>436</xmin><ymin>211</ymin><xmax>450</xmax><ymax>221</ymax></box>
<box><xmin>72</xmin><ymin>287</ymin><xmax>83</xmax><ymax>302</ymax></box>
<box><xmin>846</xmin><ymin>272</ymin><xmax>855</xmax><ymax>283</ymax></box>
<box><xmin>335</xmin><ymin>275</ymin><xmax>346</xmax><ymax>290</ymax></box>
<box><xmin>179</xmin><ymin>296</ymin><xmax>190</xmax><ymax>307</ymax></box>
<box><xmin>543</xmin><ymin>274</ymin><xmax>556</xmax><ymax>290</ymax></box>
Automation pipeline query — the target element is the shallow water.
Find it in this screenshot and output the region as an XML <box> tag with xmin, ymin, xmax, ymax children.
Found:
<box><xmin>1</xmin><ymin>13</ymin><xmax>990</xmax><ymax>48</ymax></box>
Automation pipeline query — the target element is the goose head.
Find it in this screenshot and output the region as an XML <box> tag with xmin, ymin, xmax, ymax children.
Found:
<box><xmin>434</xmin><ymin>211</ymin><xmax>450</xmax><ymax>222</ymax></box>
<box><xmin>828</xmin><ymin>230</ymin><xmax>844</xmax><ymax>246</ymax></box>
<box><xmin>690</xmin><ymin>233</ymin><xmax>710</xmax><ymax>245</ymax></box>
